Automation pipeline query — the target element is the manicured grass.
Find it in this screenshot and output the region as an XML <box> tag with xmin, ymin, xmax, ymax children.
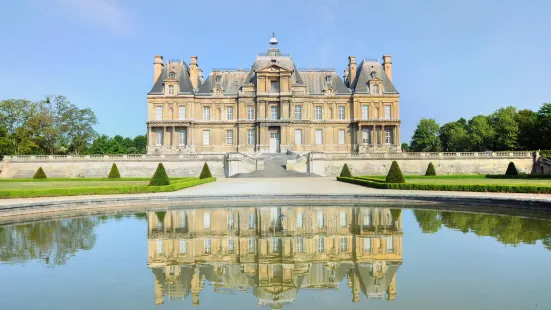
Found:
<box><xmin>339</xmin><ymin>176</ymin><xmax>551</xmax><ymax>194</ymax></box>
<box><xmin>0</xmin><ymin>177</ymin><xmax>216</xmax><ymax>198</ymax></box>
<box><xmin>0</xmin><ymin>177</ymin><xmax>189</xmax><ymax>182</ymax></box>
<box><xmin>0</xmin><ymin>180</ymin><xmax>149</xmax><ymax>190</ymax></box>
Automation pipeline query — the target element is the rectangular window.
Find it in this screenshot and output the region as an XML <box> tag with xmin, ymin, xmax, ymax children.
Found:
<box><xmin>226</xmin><ymin>130</ymin><xmax>233</xmax><ymax>144</ymax></box>
<box><xmin>296</xmin><ymin>237</ymin><xmax>304</xmax><ymax>252</ymax></box>
<box><xmin>340</xmin><ymin>211</ymin><xmax>347</xmax><ymax>227</ymax></box>
<box><xmin>204</xmin><ymin>212</ymin><xmax>211</xmax><ymax>229</ymax></box>
<box><xmin>362</xmin><ymin>105</ymin><xmax>369</xmax><ymax>120</ymax></box>
<box><xmin>317</xmin><ymin>237</ymin><xmax>324</xmax><ymax>253</ymax></box>
<box><xmin>296</xmin><ymin>212</ymin><xmax>303</xmax><ymax>228</ymax></box>
<box><xmin>228</xmin><ymin>239</ymin><xmax>235</xmax><ymax>253</ymax></box>
<box><xmin>384</xmin><ymin>106</ymin><xmax>391</xmax><ymax>119</ymax></box>
<box><xmin>386</xmin><ymin>236</ymin><xmax>394</xmax><ymax>253</ymax></box>
<box><xmin>204</xmin><ymin>238</ymin><xmax>211</xmax><ymax>254</ymax></box>
<box><xmin>340</xmin><ymin>237</ymin><xmax>347</xmax><ymax>252</ymax></box>
<box><xmin>168</xmin><ymin>85</ymin><xmax>174</xmax><ymax>95</ymax></box>
<box><xmin>338</xmin><ymin>106</ymin><xmax>345</xmax><ymax>120</ymax></box>
<box><xmin>180</xmin><ymin>240</ymin><xmax>187</xmax><ymax>254</ymax></box>
<box><xmin>203</xmin><ymin>106</ymin><xmax>210</xmax><ymax>120</ymax></box>
<box><xmin>317</xmin><ymin>211</ymin><xmax>324</xmax><ymax>228</ymax></box>
<box><xmin>247</xmin><ymin>129</ymin><xmax>255</xmax><ymax>145</ymax></box>
<box><xmin>271</xmin><ymin>80</ymin><xmax>280</xmax><ymax>93</ymax></box>
<box><xmin>315</xmin><ymin>129</ymin><xmax>322</xmax><ymax>145</ymax></box>
<box><xmin>179</xmin><ymin>129</ymin><xmax>187</xmax><ymax>146</ymax></box>
<box><xmin>156</xmin><ymin>239</ymin><xmax>163</xmax><ymax>254</ymax></box>
<box><xmin>248</xmin><ymin>238</ymin><xmax>255</xmax><ymax>253</ymax></box>
<box><xmin>179</xmin><ymin>212</ymin><xmax>187</xmax><ymax>229</ymax></box>
<box><xmin>364</xmin><ymin>238</ymin><xmax>371</xmax><ymax>253</ymax></box>
<box><xmin>203</xmin><ymin>130</ymin><xmax>210</xmax><ymax>145</ymax></box>
<box><xmin>272</xmin><ymin>238</ymin><xmax>280</xmax><ymax>253</ymax></box>
<box><xmin>294</xmin><ymin>105</ymin><xmax>302</xmax><ymax>120</ymax></box>
<box><xmin>362</xmin><ymin>128</ymin><xmax>371</xmax><ymax>144</ymax></box>
<box><xmin>363</xmin><ymin>210</ymin><xmax>372</xmax><ymax>227</ymax></box>
<box><xmin>155</xmin><ymin>106</ymin><xmax>163</xmax><ymax>120</ymax></box>
<box><xmin>247</xmin><ymin>106</ymin><xmax>254</xmax><ymax>120</ymax></box>
<box><xmin>295</xmin><ymin>129</ymin><xmax>302</xmax><ymax>145</ymax></box>
<box><xmin>373</xmin><ymin>85</ymin><xmax>380</xmax><ymax>95</ymax></box>
<box><xmin>338</xmin><ymin>129</ymin><xmax>345</xmax><ymax>145</ymax></box>
<box><xmin>315</xmin><ymin>106</ymin><xmax>322</xmax><ymax>120</ymax></box>
<box><xmin>227</xmin><ymin>106</ymin><xmax>234</xmax><ymax>120</ymax></box>
<box><xmin>385</xmin><ymin>128</ymin><xmax>393</xmax><ymax>144</ymax></box>
<box><xmin>179</xmin><ymin>106</ymin><xmax>186</xmax><ymax>120</ymax></box>
<box><xmin>248</xmin><ymin>214</ymin><xmax>255</xmax><ymax>229</ymax></box>
<box><xmin>228</xmin><ymin>214</ymin><xmax>234</xmax><ymax>230</ymax></box>
<box><xmin>155</xmin><ymin>130</ymin><xmax>163</xmax><ymax>146</ymax></box>
<box><xmin>271</xmin><ymin>106</ymin><xmax>278</xmax><ymax>120</ymax></box>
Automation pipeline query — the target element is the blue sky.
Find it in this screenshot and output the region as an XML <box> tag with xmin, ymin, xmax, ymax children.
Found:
<box><xmin>1</xmin><ymin>0</ymin><xmax>550</xmax><ymax>142</ymax></box>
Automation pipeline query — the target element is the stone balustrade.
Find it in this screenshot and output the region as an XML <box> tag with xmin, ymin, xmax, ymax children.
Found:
<box><xmin>2</xmin><ymin>154</ymin><xmax>227</xmax><ymax>162</ymax></box>
<box><xmin>310</xmin><ymin>151</ymin><xmax>534</xmax><ymax>161</ymax></box>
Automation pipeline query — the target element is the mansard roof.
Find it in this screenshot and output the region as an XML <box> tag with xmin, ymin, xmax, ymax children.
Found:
<box><xmin>298</xmin><ymin>69</ymin><xmax>352</xmax><ymax>95</ymax></box>
<box><xmin>349</xmin><ymin>59</ymin><xmax>398</xmax><ymax>94</ymax></box>
<box><xmin>148</xmin><ymin>60</ymin><xmax>195</xmax><ymax>95</ymax></box>
<box><xmin>196</xmin><ymin>69</ymin><xmax>249</xmax><ymax>96</ymax></box>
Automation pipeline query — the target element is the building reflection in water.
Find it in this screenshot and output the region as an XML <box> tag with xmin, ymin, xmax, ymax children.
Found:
<box><xmin>147</xmin><ymin>207</ymin><xmax>403</xmax><ymax>307</ymax></box>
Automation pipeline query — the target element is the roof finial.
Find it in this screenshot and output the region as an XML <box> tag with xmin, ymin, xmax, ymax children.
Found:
<box><xmin>269</xmin><ymin>32</ymin><xmax>278</xmax><ymax>45</ymax></box>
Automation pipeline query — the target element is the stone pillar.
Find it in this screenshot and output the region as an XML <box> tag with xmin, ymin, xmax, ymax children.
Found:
<box><xmin>163</xmin><ymin>126</ymin><xmax>167</xmax><ymax>147</ymax></box>
<box><xmin>396</xmin><ymin>126</ymin><xmax>401</xmax><ymax>146</ymax></box>
<box><xmin>358</xmin><ymin>124</ymin><xmax>362</xmax><ymax>146</ymax></box>
<box><xmin>382</xmin><ymin>125</ymin><xmax>385</xmax><ymax>145</ymax></box>
<box><xmin>372</xmin><ymin>125</ymin><xmax>376</xmax><ymax>145</ymax></box>
<box><xmin>148</xmin><ymin>126</ymin><xmax>154</xmax><ymax>147</ymax></box>
<box><xmin>172</xmin><ymin>126</ymin><xmax>176</xmax><ymax>148</ymax></box>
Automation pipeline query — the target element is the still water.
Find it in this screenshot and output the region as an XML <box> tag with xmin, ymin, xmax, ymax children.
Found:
<box><xmin>1</xmin><ymin>205</ymin><xmax>550</xmax><ymax>310</ymax></box>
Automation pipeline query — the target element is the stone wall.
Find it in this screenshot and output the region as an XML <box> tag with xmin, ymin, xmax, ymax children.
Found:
<box><xmin>303</xmin><ymin>152</ymin><xmax>538</xmax><ymax>177</ymax></box>
<box><xmin>0</xmin><ymin>154</ymin><xmax>227</xmax><ymax>178</ymax></box>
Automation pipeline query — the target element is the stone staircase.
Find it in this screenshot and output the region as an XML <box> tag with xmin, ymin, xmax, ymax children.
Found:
<box><xmin>232</xmin><ymin>153</ymin><xmax>318</xmax><ymax>178</ymax></box>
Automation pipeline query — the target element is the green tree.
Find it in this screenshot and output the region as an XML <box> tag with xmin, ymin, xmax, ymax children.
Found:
<box><xmin>505</xmin><ymin>162</ymin><xmax>518</xmax><ymax>175</ymax></box>
<box><xmin>440</xmin><ymin>119</ymin><xmax>469</xmax><ymax>151</ymax></box>
<box><xmin>108</xmin><ymin>163</ymin><xmax>121</xmax><ymax>178</ymax></box>
<box><xmin>199</xmin><ymin>162</ymin><xmax>212</xmax><ymax>179</ymax></box>
<box><xmin>149</xmin><ymin>163</ymin><xmax>170</xmax><ymax>186</ymax></box>
<box><xmin>537</xmin><ymin>103</ymin><xmax>551</xmax><ymax>149</ymax></box>
<box><xmin>0</xmin><ymin>99</ymin><xmax>37</xmax><ymax>154</ymax></box>
<box><xmin>133</xmin><ymin>135</ymin><xmax>147</xmax><ymax>154</ymax></box>
<box><xmin>413</xmin><ymin>210</ymin><xmax>442</xmax><ymax>233</ymax></box>
<box><xmin>33</xmin><ymin>167</ymin><xmax>47</xmax><ymax>179</ymax></box>
<box><xmin>489</xmin><ymin>106</ymin><xmax>519</xmax><ymax>151</ymax></box>
<box><xmin>410</xmin><ymin>118</ymin><xmax>442</xmax><ymax>152</ymax></box>
<box><xmin>386</xmin><ymin>161</ymin><xmax>405</xmax><ymax>183</ymax></box>
<box><xmin>466</xmin><ymin>115</ymin><xmax>494</xmax><ymax>151</ymax></box>
<box><xmin>516</xmin><ymin>109</ymin><xmax>538</xmax><ymax>150</ymax></box>
<box><xmin>401</xmin><ymin>142</ymin><xmax>409</xmax><ymax>152</ymax></box>
<box><xmin>425</xmin><ymin>162</ymin><xmax>436</xmax><ymax>176</ymax></box>
<box><xmin>339</xmin><ymin>163</ymin><xmax>352</xmax><ymax>177</ymax></box>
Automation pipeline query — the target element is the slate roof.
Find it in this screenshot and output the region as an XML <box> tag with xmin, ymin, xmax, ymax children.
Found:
<box><xmin>349</xmin><ymin>59</ymin><xmax>398</xmax><ymax>94</ymax></box>
<box><xmin>298</xmin><ymin>70</ymin><xmax>352</xmax><ymax>95</ymax></box>
<box><xmin>148</xmin><ymin>60</ymin><xmax>195</xmax><ymax>95</ymax></box>
<box><xmin>196</xmin><ymin>70</ymin><xmax>249</xmax><ymax>96</ymax></box>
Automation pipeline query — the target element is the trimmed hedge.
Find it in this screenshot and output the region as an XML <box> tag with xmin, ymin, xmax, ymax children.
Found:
<box><xmin>505</xmin><ymin>162</ymin><xmax>518</xmax><ymax>176</ymax></box>
<box><xmin>425</xmin><ymin>162</ymin><xmax>436</xmax><ymax>176</ymax></box>
<box><xmin>199</xmin><ymin>162</ymin><xmax>212</xmax><ymax>179</ymax></box>
<box><xmin>33</xmin><ymin>167</ymin><xmax>47</xmax><ymax>179</ymax></box>
<box><xmin>486</xmin><ymin>174</ymin><xmax>551</xmax><ymax>179</ymax></box>
<box><xmin>386</xmin><ymin>161</ymin><xmax>405</xmax><ymax>183</ymax></box>
<box><xmin>337</xmin><ymin>176</ymin><xmax>551</xmax><ymax>194</ymax></box>
<box><xmin>340</xmin><ymin>163</ymin><xmax>352</xmax><ymax>178</ymax></box>
<box><xmin>0</xmin><ymin>177</ymin><xmax>190</xmax><ymax>182</ymax></box>
<box><xmin>0</xmin><ymin>177</ymin><xmax>216</xmax><ymax>199</ymax></box>
<box><xmin>149</xmin><ymin>163</ymin><xmax>170</xmax><ymax>186</ymax></box>
<box><xmin>108</xmin><ymin>163</ymin><xmax>121</xmax><ymax>178</ymax></box>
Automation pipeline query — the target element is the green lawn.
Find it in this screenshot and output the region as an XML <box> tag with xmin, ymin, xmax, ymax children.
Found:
<box><xmin>0</xmin><ymin>180</ymin><xmax>150</xmax><ymax>190</ymax></box>
<box><xmin>362</xmin><ymin>176</ymin><xmax>551</xmax><ymax>187</ymax></box>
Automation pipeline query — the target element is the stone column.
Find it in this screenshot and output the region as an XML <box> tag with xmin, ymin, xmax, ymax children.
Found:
<box><xmin>382</xmin><ymin>125</ymin><xmax>385</xmax><ymax>145</ymax></box>
<box><xmin>163</xmin><ymin>126</ymin><xmax>167</xmax><ymax>148</ymax></box>
<box><xmin>358</xmin><ymin>124</ymin><xmax>362</xmax><ymax>146</ymax></box>
<box><xmin>172</xmin><ymin>126</ymin><xmax>176</xmax><ymax>148</ymax></box>
<box><xmin>372</xmin><ymin>125</ymin><xmax>375</xmax><ymax>145</ymax></box>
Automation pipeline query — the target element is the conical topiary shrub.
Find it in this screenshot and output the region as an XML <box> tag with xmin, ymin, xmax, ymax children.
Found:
<box><xmin>149</xmin><ymin>163</ymin><xmax>170</xmax><ymax>186</ymax></box>
<box><xmin>386</xmin><ymin>161</ymin><xmax>405</xmax><ymax>183</ymax></box>
<box><xmin>425</xmin><ymin>162</ymin><xmax>436</xmax><ymax>176</ymax></box>
<box><xmin>108</xmin><ymin>163</ymin><xmax>121</xmax><ymax>178</ymax></box>
<box><xmin>505</xmin><ymin>162</ymin><xmax>518</xmax><ymax>176</ymax></box>
<box><xmin>340</xmin><ymin>163</ymin><xmax>352</xmax><ymax>178</ymax></box>
<box><xmin>199</xmin><ymin>162</ymin><xmax>212</xmax><ymax>179</ymax></box>
<box><xmin>33</xmin><ymin>167</ymin><xmax>47</xmax><ymax>179</ymax></box>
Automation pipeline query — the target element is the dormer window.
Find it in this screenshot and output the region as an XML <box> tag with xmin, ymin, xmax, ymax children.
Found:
<box><xmin>372</xmin><ymin>85</ymin><xmax>380</xmax><ymax>95</ymax></box>
<box><xmin>168</xmin><ymin>85</ymin><xmax>174</xmax><ymax>95</ymax></box>
<box><xmin>370</xmin><ymin>71</ymin><xmax>377</xmax><ymax>79</ymax></box>
<box><xmin>168</xmin><ymin>72</ymin><xmax>176</xmax><ymax>79</ymax></box>
<box><xmin>215</xmin><ymin>75</ymin><xmax>222</xmax><ymax>84</ymax></box>
<box><xmin>325</xmin><ymin>75</ymin><xmax>332</xmax><ymax>84</ymax></box>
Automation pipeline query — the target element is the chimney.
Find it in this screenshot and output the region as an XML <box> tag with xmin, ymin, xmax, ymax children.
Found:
<box><xmin>382</xmin><ymin>55</ymin><xmax>392</xmax><ymax>81</ymax></box>
<box><xmin>154</xmin><ymin>55</ymin><xmax>164</xmax><ymax>83</ymax></box>
<box><xmin>190</xmin><ymin>56</ymin><xmax>199</xmax><ymax>89</ymax></box>
<box><xmin>348</xmin><ymin>56</ymin><xmax>357</xmax><ymax>87</ymax></box>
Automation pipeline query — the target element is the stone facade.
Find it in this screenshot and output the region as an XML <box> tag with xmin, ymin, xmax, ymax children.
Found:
<box><xmin>147</xmin><ymin>35</ymin><xmax>400</xmax><ymax>155</ymax></box>
<box><xmin>147</xmin><ymin>206</ymin><xmax>402</xmax><ymax>305</ymax></box>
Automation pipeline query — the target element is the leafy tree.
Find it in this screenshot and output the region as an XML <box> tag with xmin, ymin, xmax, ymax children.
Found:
<box><xmin>33</xmin><ymin>167</ymin><xmax>47</xmax><ymax>179</ymax></box>
<box><xmin>505</xmin><ymin>162</ymin><xmax>518</xmax><ymax>175</ymax></box>
<box><xmin>440</xmin><ymin>119</ymin><xmax>469</xmax><ymax>151</ymax></box>
<box><xmin>199</xmin><ymin>162</ymin><xmax>212</xmax><ymax>179</ymax></box>
<box><xmin>425</xmin><ymin>162</ymin><xmax>436</xmax><ymax>176</ymax></box>
<box><xmin>410</xmin><ymin>118</ymin><xmax>442</xmax><ymax>152</ymax></box>
<box><xmin>537</xmin><ymin>103</ymin><xmax>551</xmax><ymax>149</ymax></box>
<box><xmin>386</xmin><ymin>161</ymin><xmax>405</xmax><ymax>183</ymax></box>
<box><xmin>108</xmin><ymin>163</ymin><xmax>121</xmax><ymax>178</ymax></box>
<box><xmin>133</xmin><ymin>135</ymin><xmax>147</xmax><ymax>154</ymax></box>
<box><xmin>466</xmin><ymin>115</ymin><xmax>494</xmax><ymax>151</ymax></box>
<box><xmin>340</xmin><ymin>163</ymin><xmax>352</xmax><ymax>177</ymax></box>
<box><xmin>149</xmin><ymin>163</ymin><xmax>170</xmax><ymax>186</ymax></box>
<box><xmin>401</xmin><ymin>142</ymin><xmax>409</xmax><ymax>152</ymax></box>
<box><xmin>489</xmin><ymin>106</ymin><xmax>519</xmax><ymax>151</ymax></box>
<box><xmin>0</xmin><ymin>99</ymin><xmax>36</xmax><ymax>154</ymax></box>
<box><xmin>516</xmin><ymin>109</ymin><xmax>538</xmax><ymax>150</ymax></box>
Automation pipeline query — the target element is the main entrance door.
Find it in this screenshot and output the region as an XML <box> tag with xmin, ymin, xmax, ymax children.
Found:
<box><xmin>269</xmin><ymin>128</ymin><xmax>280</xmax><ymax>153</ymax></box>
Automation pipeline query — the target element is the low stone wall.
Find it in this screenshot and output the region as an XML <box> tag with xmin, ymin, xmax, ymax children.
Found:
<box><xmin>0</xmin><ymin>154</ymin><xmax>227</xmax><ymax>178</ymax></box>
<box><xmin>305</xmin><ymin>152</ymin><xmax>538</xmax><ymax>176</ymax></box>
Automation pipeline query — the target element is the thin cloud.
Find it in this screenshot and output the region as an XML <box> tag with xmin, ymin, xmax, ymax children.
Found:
<box><xmin>58</xmin><ymin>0</ymin><xmax>131</xmax><ymax>36</ymax></box>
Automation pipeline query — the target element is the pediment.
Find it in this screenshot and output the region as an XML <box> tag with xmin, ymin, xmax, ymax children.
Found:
<box><xmin>256</xmin><ymin>64</ymin><xmax>292</xmax><ymax>73</ymax></box>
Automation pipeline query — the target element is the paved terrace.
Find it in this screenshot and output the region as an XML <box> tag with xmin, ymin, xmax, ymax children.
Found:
<box><xmin>0</xmin><ymin>178</ymin><xmax>550</xmax><ymax>215</ymax></box>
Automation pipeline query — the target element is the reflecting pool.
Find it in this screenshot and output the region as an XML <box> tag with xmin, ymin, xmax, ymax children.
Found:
<box><xmin>1</xmin><ymin>205</ymin><xmax>551</xmax><ymax>309</ymax></box>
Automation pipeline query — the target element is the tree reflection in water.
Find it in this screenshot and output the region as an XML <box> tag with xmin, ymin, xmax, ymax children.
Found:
<box><xmin>413</xmin><ymin>210</ymin><xmax>551</xmax><ymax>250</ymax></box>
